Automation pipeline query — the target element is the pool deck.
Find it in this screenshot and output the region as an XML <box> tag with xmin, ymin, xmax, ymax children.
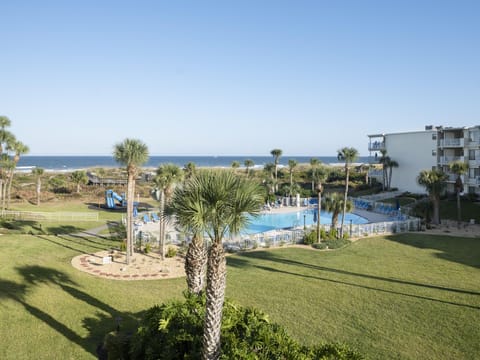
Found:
<box><xmin>136</xmin><ymin>205</ymin><xmax>393</xmax><ymax>238</ymax></box>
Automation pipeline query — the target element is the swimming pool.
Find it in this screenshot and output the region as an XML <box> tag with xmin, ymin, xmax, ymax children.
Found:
<box><xmin>243</xmin><ymin>209</ymin><xmax>368</xmax><ymax>234</ymax></box>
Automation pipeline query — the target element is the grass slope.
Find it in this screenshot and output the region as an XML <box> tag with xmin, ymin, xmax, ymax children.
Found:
<box><xmin>1</xmin><ymin>232</ymin><xmax>479</xmax><ymax>359</ymax></box>
<box><xmin>226</xmin><ymin>235</ymin><xmax>480</xmax><ymax>359</ymax></box>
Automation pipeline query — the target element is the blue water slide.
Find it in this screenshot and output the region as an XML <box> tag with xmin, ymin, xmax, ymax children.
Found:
<box><xmin>105</xmin><ymin>189</ymin><xmax>126</xmax><ymax>209</ymax></box>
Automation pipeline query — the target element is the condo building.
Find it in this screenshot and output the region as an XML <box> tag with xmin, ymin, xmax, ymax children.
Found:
<box><xmin>367</xmin><ymin>125</ymin><xmax>480</xmax><ymax>195</ymax></box>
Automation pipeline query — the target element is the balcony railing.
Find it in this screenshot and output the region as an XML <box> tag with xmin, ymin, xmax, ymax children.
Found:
<box><xmin>368</xmin><ymin>142</ymin><xmax>385</xmax><ymax>151</ymax></box>
<box><xmin>439</xmin><ymin>138</ymin><xmax>464</xmax><ymax>147</ymax></box>
<box><xmin>466</xmin><ymin>177</ymin><xmax>480</xmax><ymax>186</ymax></box>
<box><xmin>439</xmin><ymin>156</ymin><xmax>464</xmax><ymax>165</ymax></box>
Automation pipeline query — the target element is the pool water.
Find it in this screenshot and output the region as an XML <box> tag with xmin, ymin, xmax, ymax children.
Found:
<box><xmin>243</xmin><ymin>209</ymin><xmax>368</xmax><ymax>234</ymax></box>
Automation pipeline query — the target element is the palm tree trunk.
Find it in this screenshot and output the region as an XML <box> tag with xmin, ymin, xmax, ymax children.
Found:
<box><xmin>36</xmin><ymin>178</ymin><xmax>41</xmax><ymax>205</ymax></box>
<box><xmin>2</xmin><ymin>176</ymin><xmax>8</xmax><ymax>210</ymax></box>
<box><xmin>456</xmin><ymin>191</ymin><xmax>462</xmax><ymax>228</ymax></box>
<box><xmin>340</xmin><ymin>168</ymin><xmax>349</xmax><ymax>238</ymax></box>
<box><xmin>202</xmin><ymin>241</ymin><xmax>226</xmax><ymax>360</ymax></box>
<box><xmin>388</xmin><ymin>167</ymin><xmax>393</xmax><ymax>190</ymax></box>
<box><xmin>432</xmin><ymin>196</ymin><xmax>440</xmax><ymax>225</ymax></box>
<box><xmin>159</xmin><ymin>190</ymin><xmax>165</xmax><ymax>260</ymax></box>
<box><xmin>185</xmin><ymin>234</ymin><xmax>207</xmax><ymax>294</ymax></box>
<box><xmin>126</xmin><ymin>174</ymin><xmax>134</xmax><ymax>264</ymax></box>
<box><xmin>7</xmin><ymin>170</ymin><xmax>14</xmax><ymax>209</ymax></box>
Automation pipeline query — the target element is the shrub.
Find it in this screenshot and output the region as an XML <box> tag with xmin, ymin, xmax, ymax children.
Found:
<box><xmin>106</xmin><ymin>293</ymin><xmax>363</xmax><ymax>360</ymax></box>
<box><xmin>320</xmin><ymin>227</ymin><xmax>328</xmax><ymax>240</ymax></box>
<box><xmin>303</xmin><ymin>230</ymin><xmax>318</xmax><ymax>245</ymax></box>
<box><xmin>325</xmin><ymin>238</ymin><xmax>351</xmax><ymax>249</ymax></box>
<box><xmin>119</xmin><ymin>241</ymin><xmax>126</xmax><ymax>252</ymax></box>
<box><xmin>144</xmin><ymin>243</ymin><xmax>151</xmax><ymax>254</ymax></box>
<box><xmin>166</xmin><ymin>246</ymin><xmax>177</xmax><ymax>258</ymax></box>
<box><xmin>312</xmin><ymin>242</ymin><xmax>327</xmax><ymax>250</ymax></box>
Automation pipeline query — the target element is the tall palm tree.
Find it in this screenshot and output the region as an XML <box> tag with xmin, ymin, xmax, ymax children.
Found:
<box><xmin>449</xmin><ymin>161</ymin><xmax>468</xmax><ymax>228</ymax></box>
<box><xmin>113</xmin><ymin>138</ymin><xmax>149</xmax><ymax>265</ymax></box>
<box><xmin>0</xmin><ymin>126</ymin><xmax>15</xmax><ymax>205</ymax></box>
<box><xmin>169</xmin><ymin>170</ymin><xmax>263</xmax><ymax>360</ymax></box>
<box><xmin>309</xmin><ymin>158</ymin><xmax>320</xmax><ymax>191</ymax></box>
<box><xmin>270</xmin><ymin>148</ymin><xmax>282</xmax><ymax>191</ymax></box>
<box><xmin>0</xmin><ymin>116</ymin><xmax>12</xmax><ymax>155</ymax></box>
<box><xmin>32</xmin><ymin>167</ymin><xmax>44</xmax><ymax>206</ymax></box>
<box><xmin>70</xmin><ymin>170</ymin><xmax>88</xmax><ymax>194</ymax></box>
<box><xmin>244</xmin><ymin>159</ymin><xmax>254</xmax><ymax>176</ymax></box>
<box><xmin>5</xmin><ymin>140</ymin><xmax>29</xmax><ymax>209</ymax></box>
<box><xmin>154</xmin><ymin>163</ymin><xmax>183</xmax><ymax>260</ymax></box>
<box><xmin>314</xmin><ymin>167</ymin><xmax>328</xmax><ymax>242</ymax></box>
<box><xmin>287</xmin><ymin>159</ymin><xmax>298</xmax><ymax>193</ymax></box>
<box><xmin>387</xmin><ymin>159</ymin><xmax>399</xmax><ymax>190</ymax></box>
<box><xmin>337</xmin><ymin>147</ymin><xmax>358</xmax><ymax>238</ymax></box>
<box><xmin>378</xmin><ymin>149</ymin><xmax>390</xmax><ymax>191</ymax></box>
<box><xmin>417</xmin><ymin>169</ymin><xmax>448</xmax><ymax>225</ymax></box>
<box><xmin>323</xmin><ymin>192</ymin><xmax>353</xmax><ymax>230</ymax></box>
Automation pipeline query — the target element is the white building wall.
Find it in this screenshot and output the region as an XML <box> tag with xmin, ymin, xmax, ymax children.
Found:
<box><xmin>385</xmin><ymin>131</ymin><xmax>437</xmax><ymax>193</ymax></box>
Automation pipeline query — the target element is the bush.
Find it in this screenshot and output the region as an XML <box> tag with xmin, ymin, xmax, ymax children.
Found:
<box><xmin>312</xmin><ymin>242</ymin><xmax>327</xmax><ymax>250</ymax></box>
<box><xmin>303</xmin><ymin>230</ymin><xmax>318</xmax><ymax>245</ymax></box>
<box><xmin>107</xmin><ymin>293</ymin><xmax>363</xmax><ymax>360</ymax></box>
<box><xmin>144</xmin><ymin>243</ymin><xmax>151</xmax><ymax>254</ymax></box>
<box><xmin>325</xmin><ymin>238</ymin><xmax>351</xmax><ymax>249</ymax></box>
<box><xmin>165</xmin><ymin>246</ymin><xmax>177</xmax><ymax>258</ymax></box>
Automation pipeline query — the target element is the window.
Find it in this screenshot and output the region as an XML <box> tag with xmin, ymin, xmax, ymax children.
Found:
<box><xmin>432</xmin><ymin>149</ymin><xmax>437</xmax><ymax>156</ymax></box>
<box><xmin>469</xmin><ymin>149</ymin><xmax>476</xmax><ymax>160</ymax></box>
<box><xmin>432</xmin><ymin>133</ymin><xmax>437</xmax><ymax>140</ymax></box>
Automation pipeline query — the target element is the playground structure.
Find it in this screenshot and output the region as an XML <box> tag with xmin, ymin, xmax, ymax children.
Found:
<box><xmin>105</xmin><ymin>190</ymin><xmax>127</xmax><ymax>209</ymax></box>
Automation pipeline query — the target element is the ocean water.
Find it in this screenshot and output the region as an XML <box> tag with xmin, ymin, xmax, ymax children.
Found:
<box><xmin>16</xmin><ymin>155</ymin><xmax>371</xmax><ymax>172</ymax></box>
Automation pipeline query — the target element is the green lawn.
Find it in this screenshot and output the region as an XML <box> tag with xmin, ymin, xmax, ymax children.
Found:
<box><xmin>1</xmin><ymin>232</ymin><xmax>479</xmax><ymax>359</ymax></box>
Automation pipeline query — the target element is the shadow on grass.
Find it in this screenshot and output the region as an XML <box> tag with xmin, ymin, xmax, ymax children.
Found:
<box><xmin>227</xmin><ymin>255</ymin><xmax>480</xmax><ymax>310</ymax></box>
<box><xmin>46</xmin><ymin>225</ymin><xmax>86</xmax><ymax>235</ymax></box>
<box><xmin>384</xmin><ymin>233</ymin><xmax>480</xmax><ymax>269</ymax></box>
<box><xmin>0</xmin><ymin>219</ymin><xmax>39</xmax><ymax>233</ymax></box>
<box><xmin>7</xmin><ymin>266</ymin><xmax>143</xmax><ymax>358</ymax></box>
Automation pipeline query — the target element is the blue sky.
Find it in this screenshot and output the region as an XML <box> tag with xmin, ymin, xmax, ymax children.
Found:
<box><xmin>1</xmin><ymin>0</ymin><xmax>479</xmax><ymax>156</ymax></box>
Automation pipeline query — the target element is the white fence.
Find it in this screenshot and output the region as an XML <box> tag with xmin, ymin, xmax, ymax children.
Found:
<box><xmin>1</xmin><ymin>210</ymin><xmax>99</xmax><ymax>222</ymax></box>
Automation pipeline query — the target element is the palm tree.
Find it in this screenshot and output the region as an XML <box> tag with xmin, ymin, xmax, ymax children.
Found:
<box><xmin>378</xmin><ymin>149</ymin><xmax>389</xmax><ymax>191</ymax></box>
<box><xmin>5</xmin><ymin>140</ymin><xmax>29</xmax><ymax>209</ymax></box>
<box><xmin>32</xmin><ymin>167</ymin><xmax>44</xmax><ymax>206</ymax></box>
<box><xmin>323</xmin><ymin>192</ymin><xmax>353</xmax><ymax>231</ymax></box>
<box><xmin>387</xmin><ymin>159</ymin><xmax>399</xmax><ymax>190</ymax></box>
<box><xmin>231</xmin><ymin>161</ymin><xmax>240</xmax><ymax>171</ymax></box>
<box><xmin>287</xmin><ymin>159</ymin><xmax>298</xmax><ymax>193</ymax></box>
<box><xmin>183</xmin><ymin>161</ymin><xmax>197</xmax><ymax>181</ymax></box>
<box><xmin>169</xmin><ymin>170</ymin><xmax>263</xmax><ymax>360</ymax></box>
<box><xmin>0</xmin><ymin>124</ymin><xmax>15</xmax><ymax>205</ymax></box>
<box><xmin>449</xmin><ymin>161</ymin><xmax>468</xmax><ymax>228</ymax></box>
<box><xmin>270</xmin><ymin>148</ymin><xmax>282</xmax><ymax>191</ymax></box>
<box><xmin>154</xmin><ymin>163</ymin><xmax>183</xmax><ymax>260</ymax></box>
<box><xmin>113</xmin><ymin>138</ymin><xmax>149</xmax><ymax>265</ymax></box>
<box><xmin>244</xmin><ymin>159</ymin><xmax>254</xmax><ymax>176</ymax></box>
<box><xmin>309</xmin><ymin>158</ymin><xmax>320</xmax><ymax>191</ymax></box>
<box><xmin>417</xmin><ymin>169</ymin><xmax>448</xmax><ymax>225</ymax></box>
<box><xmin>70</xmin><ymin>170</ymin><xmax>88</xmax><ymax>194</ymax></box>
<box><xmin>337</xmin><ymin>147</ymin><xmax>358</xmax><ymax>238</ymax></box>
<box><xmin>314</xmin><ymin>167</ymin><xmax>328</xmax><ymax>242</ymax></box>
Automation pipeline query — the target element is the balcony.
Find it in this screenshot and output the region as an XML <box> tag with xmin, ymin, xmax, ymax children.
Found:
<box><xmin>466</xmin><ymin>177</ymin><xmax>480</xmax><ymax>186</ymax></box>
<box><xmin>439</xmin><ymin>138</ymin><xmax>464</xmax><ymax>148</ymax></box>
<box><xmin>368</xmin><ymin>141</ymin><xmax>385</xmax><ymax>151</ymax></box>
<box><xmin>439</xmin><ymin>156</ymin><xmax>464</xmax><ymax>165</ymax></box>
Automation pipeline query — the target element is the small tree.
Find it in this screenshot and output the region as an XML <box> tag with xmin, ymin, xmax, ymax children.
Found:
<box><xmin>417</xmin><ymin>169</ymin><xmax>448</xmax><ymax>225</ymax></box>
<box><xmin>71</xmin><ymin>170</ymin><xmax>88</xmax><ymax>193</ymax></box>
<box><xmin>244</xmin><ymin>159</ymin><xmax>254</xmax><ymax>176</ymax></box>
<box><xmin>32</xmin><ymin>167</ymin><xmax>44</xmax><ymax>205</ymax></box>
